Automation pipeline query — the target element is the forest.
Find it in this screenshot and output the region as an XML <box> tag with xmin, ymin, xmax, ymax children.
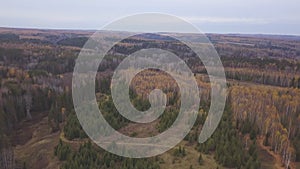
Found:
<box><xmin>0</xmin><ymin>27</ymin><xmax>300</xmax><ymax>169</ymax></box>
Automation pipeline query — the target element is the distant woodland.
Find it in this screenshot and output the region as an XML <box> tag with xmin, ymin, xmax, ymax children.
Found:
<box><xmin>0</xmin><ymin>28</ymin><xmax>300</xmax><ymax>169</ymax></box>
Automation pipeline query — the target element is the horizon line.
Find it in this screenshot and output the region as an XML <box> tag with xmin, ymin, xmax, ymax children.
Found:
<box><xmin>1</xmin><ymin>26</ymin><xmax>300</xmax><ymax>37</ymax></box>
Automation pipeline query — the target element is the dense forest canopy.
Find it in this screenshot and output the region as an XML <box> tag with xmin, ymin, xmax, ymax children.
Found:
<box><xmin>0</xmin><ymin>28</ymin><xmax>300</xmax><ymax>169</ymax></box>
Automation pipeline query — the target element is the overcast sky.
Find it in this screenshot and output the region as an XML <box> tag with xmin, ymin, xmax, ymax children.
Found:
<box><xmin>1</xmin><ymin>0</ymin><xmax>300</xmax><ymax>35</ymax></box>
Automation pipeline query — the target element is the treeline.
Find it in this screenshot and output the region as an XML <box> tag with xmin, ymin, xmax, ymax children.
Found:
<box><xmin>212</xmin><ymin>34</ymin><xmax>300</xmax><ymax>60</ymax></box>
<box><xmin>198</xmin><ymin>104</ymin><xmax>261</xmax><ymax>169</ymax></box>
<box><xmin>225</xmin><ymin>68</ymin><xmax>300</xmax><ymax>88</ymax></box>
<box><xmin>48</xmin><ymin>91</ymin><xmax>73</xmax><ymax>132</ymax></box>
<box><xmin>0</xmin><ymin>81</ymin><xmax>52</xmax><ymax>136</ymax></box>
<box><xmin>55</xmin><ymin>141</ymin><xmax>160</xmax><ymax>169</ymax></box>
<box><xmin>63</xmin><ymin>112</ymin><xmax>87</xmax><ymax>140</ymax></box>
<box><xmin>230</xmin><ymin>85</ymin><xmax>300</xmax><ymax>168</ymax></box>
<box><xmin>0</xmin><ymin>71</ymin><xmax>58</xmax><ymax>169</ymax></box>
<box><xmin>61</xmin><ymin>87</ymin><xmax>151</xmax><ymax>140</ymax></box>
<box><xmin>0</xmin><ymin>45</ymin><xmax>77</xmax><ymax>75</ymax></box>
<box><xmin>221</xmin><ymin>56</ymin><xmax>300</xmax><ymax>71</ymax></box>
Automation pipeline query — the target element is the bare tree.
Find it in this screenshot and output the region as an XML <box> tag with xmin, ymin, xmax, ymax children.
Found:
<box><xmin>24</xmin><ymin>92</ymin><xmax>32</xmax><ymax>120</ymax></box>
<box><xmin>0</xmin><ymin>146</ymin><xmax>15</xmax><ymax>169</ymax></box>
